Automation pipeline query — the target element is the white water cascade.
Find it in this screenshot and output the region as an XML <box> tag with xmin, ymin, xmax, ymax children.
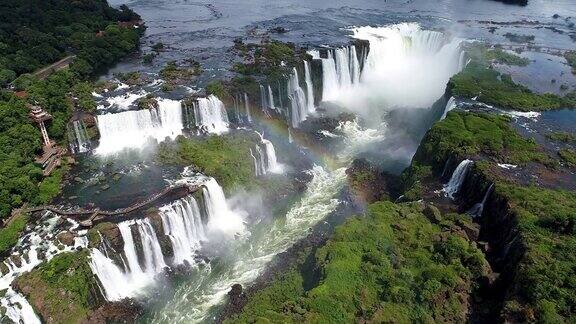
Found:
<box><xmin>287</xmin><ymin>68</ymin><xmax>308</xmax><ymax>127</ymax></box>
<box><xmin>96</xmin><ymin>98</ymin><xmax>183</xmax><ymax>155</ymax></box>
<box><xmin>252</xmin><ymin>132</ymin><xmax>283</xmax><ymax>176</ymax></box>
<box><xmin>0</xmin><ymin>213</ymin><xmax>88</xmax><ymax>324</ymax></box>
<box><xmin>244</xmin><ymin>93</ymin><xmax>252</xmax><ymax>123</ymax></box>
<box><xmin>443</xmin><ymin>159</ymin><xmax>473</xmax><ymax>199</ymax></box>
<box><xmin>315</xmin><ymin>23</ymin><xmax>464</xmax><ymax>111</ymax></box>
<box><xmin>303</xmin><ymin>60</ymin><xmax>315</xmax><ymax>113</ymax></box>
<box><xmin>268</xmin><ymin>85</ymin><xmax>276</xmax><ymax>111</ymax></box>
<box><xmin>193</xmin><ymin>95</ymin><xmax>229</xmax><ymax>134</ymax></box>
<box><xmin>202</xmin><ymin>178</ymin><xmax>245</xmax><ymax>236</ymax></box>
<box><xmin>89</xmin><ymin>219</ymin><xmax>167</xmax><ymax>301</ymax></box>
<box><xmin>441</xmin><ymin>96</ymin><xmax>457</xmax><ymax>120</ymax></box>
<box><xmin>160</xmin><ymin>195</ymin><xmax>207</xmax><ymax>265</ymax></box>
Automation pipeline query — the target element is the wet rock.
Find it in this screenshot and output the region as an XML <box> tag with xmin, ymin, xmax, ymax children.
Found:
<box><xmin>423</xmin><ymin>204</ymin><xmax>442</xmax><ymax>224</ymax></box>
<box><xmin>460</xmin><ymin>222</ymin><xmax>481</xmax><ymax>241</ymax></box>
<box><xmin>10</xmin><ymin>255</ymin><xmax>22</xmax><ymax>268</ymax></box>
<box><xmin>346</xmin><ymin>158</ymin><xmax>401</xmax><ymax>204</ymax></box>
<box><xmin>57</xmin><ymin>232</ymin><xmax>75</xmax><ymax>247</ymax></box>
<box><xmin>100</xmin><ymin>184</ymin><xmax>110</xmax><ymax>191</ymax></box>
<box><xmin>74</xmin><ymin>177</ymin><xmax>85</xmax><ymax>183</ymax></box>
<box><xmin>0</xmin><ymin>262</ymin><xmax>8</xmax><ymax>276</ymax></box>
<box><xmin>269</xmin><ymin>26</ymin><xmax>288</xmax><ymax>34</ymax></box>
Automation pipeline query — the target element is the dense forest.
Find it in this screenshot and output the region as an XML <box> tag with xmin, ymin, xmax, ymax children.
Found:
<box><xmin>0</xmin><ymin>0</ymin><xmax>143</xmax><ymax>221</ymax></box>
<box><xmin>0</xmin><ymin>0</ymin><xmax>141</xmax><ymax>86</ymax></box>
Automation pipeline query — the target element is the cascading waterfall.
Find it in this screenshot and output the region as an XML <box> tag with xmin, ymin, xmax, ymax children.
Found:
<box><xmin>313</xmin><ymin>23</ymin><xmax>464</xmax><ymax>110</ymax></box>
<box><xmin>320</xmin><ymin>50</ymin><xmax>339</xmax><ymax>102</ymax></box>
<box><xmin>137</xmin><ymin>218</ymin><xmax>166</xmax><ymax>273</ymax></box>
<box><xmin>443</xmin><ymin>159</ymin><xmax>473</xmax><ymax>199</ymax></box>
<box><xmin>160</xmin><ymin>195</ymin><xmax>207</xmax><ymax>265</ymax></box>
<box><xmin>202</xmin><ymin>178</ymin><xmax>245</xmax><ymax>236</ymax></box>
<box><xmin>303</xmin><ymin>60</ymin><xmax>315</xmax><ymax>113</ymax></box>
<box><xmin>287</xmin><ymin>67</ymin><xmax>308</xmax><ymax>127</ymax></box>
<box><xmin>259</xmin><ymin>85</ymin><xmax>270</xmax><ymax>116</ymax></box>
<box><xmin>0</xmin><ymin>213</ymin><xmax>88</xmax><ymax>324</ymax></box>
<box><xmin>96</xmin><ymin>98</ymin><xmax>183</xmax><ymax>155</ymax></box>
<box><xmin>441</xmin><ymin>96</ymin><xmax>457</xmax><ymax>120</ymax></box>
<box><xmin>315</xmin><ymin>46</ymin><xmax>362</xmax><ymax>102</ymax></box>
<box><xmin>251</xmin><ymin>132</ymin><xmax>283</xmax><ymax>176</ymax></box>
<box><xmin>89</xmin><ymin>219</ymin><xmax>166</xmax><ymax>301</ymax></box>
<box><xmin>268</xmin><ymin>85</ymin><xmax>275</xmax><ymax>111</ymax></box>
<box><xmin>70</xmin><ymin>119</ymin><xmax>90</xmax><ymax>153</ymax></box>
<box><xmin>244</xmin><ymin>93</ymin><xmax>252</xmax><ymax>123</ymax></box>
<box><xmin>194</xmin><ymin>95</ymin><xmax>229</xmax><ymax>134</ymax></box>
<box><xmin>468</xmin><ymin>184</ymin><xmax>494</xmax><ymax>218</ymax></box>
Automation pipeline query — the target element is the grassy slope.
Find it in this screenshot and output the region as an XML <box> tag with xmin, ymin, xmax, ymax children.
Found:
<box><xmin>226</xmin><ymin>202</ymin><xmax>487</xmax><ymax>323</ymax></box>
<box><xmin>0</xmin><ymin>213</ymin><xmax>29</xmax><ymax>256</ymax></box>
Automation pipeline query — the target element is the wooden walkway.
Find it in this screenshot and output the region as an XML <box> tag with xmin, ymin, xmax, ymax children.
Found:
<box><xmin>22</xmin><ymin>183</ymin><xmax>200</xmax><ymax>227</ymax></box>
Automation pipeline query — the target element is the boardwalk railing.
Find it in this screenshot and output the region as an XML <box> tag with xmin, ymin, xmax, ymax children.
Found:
<box><xmin>22</xmin><ymin>183</ymin><xmax>200</xmax><ymax>227</ymax></box>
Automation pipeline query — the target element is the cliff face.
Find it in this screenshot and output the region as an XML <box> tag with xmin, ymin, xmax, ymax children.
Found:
<box><xmin>404</xmin><ymin>110</ymin><xmax>576</xmax><ymax>322</ymax></box>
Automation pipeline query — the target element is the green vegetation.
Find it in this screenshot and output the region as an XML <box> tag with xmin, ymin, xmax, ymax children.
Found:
<box><xmin>206</xmin><ymin>81</ymin><xmax>232</xmax><ymax>101</ymax></box>
<box><xmin>413</xmin><ymin>111</ymin><xmax>552</xmax><ymax>171</ymax></box>
<box><xmin>450</xmin><ymin>43</ymin><xmax>576</xmax><ymax>111</ymax></box>
<box><xmin>547</xmin><ymin>131</ymin><xmax>576</xmax><ymax>144</ymax></box>
<box><xmin>14</xmin><ymin>250</ymin><xmax>102</xmax><ymax>323</ymax></box>
<box><xmin>0</xmin><ymin>213</ymin><xmax>29</xmax><ymax>256</ymax></box>
<box><xmin>558</xmin><ymin>148</ymin><xmax>576</xmax><ymax>167</ymax></box>
<box><xmin>564</xmin><ymin>51</ymin><xmax>576</xmax><ymax>74</ymax></box>
<box><xmin>156</xmin><ymin>134</ymin><xmax>259</xmax><ymax>190</ymax></box>
<box><xmin>494</xmin><ymin>184</ymin><xmax>576</xmax><ymax>322</ymax></box>
<box><xmin>0</xmin><ymin>0</ymin><xmax>141</xmax><ymax>84</ymax></box>
<box><xmin>227</xmin><ymin>202</ymin><xmax>487</xmax><ymax>323</ymax></box>
<box><xmin>232</xmin><ymin>40</ymin><xmax>306</xmax><ymax>81</ymax></box>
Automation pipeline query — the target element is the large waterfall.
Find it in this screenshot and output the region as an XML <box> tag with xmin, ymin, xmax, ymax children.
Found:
<box><xmin>160</xmin><ymin>195</ymin><xmax>206</xmax><ymax>265</ymax></box>
<box><xmin>193</xmin><ymin>95</ymin><xmax>230</xmax><ymax>134</ymax></box>
<box><xmin>313</xmin><ymin>23</ymin><xmax>463</xmax><ymax>110</ymax></box>
<box><xmin>89</xmin><ymin>219</ymin><xmax>167</xmax><ymax>301</ymax></box>
<box><xmin>90</xmin><ymin>175</ymin><xmax>244</xmax><ymax>301</ymax></box>
<box><xmin>443</xmin><ymin>159</ymin><xmax>473</xmax><ymax>199</ymax></box>
<box><xmin>95</xmin><ymin>98</ymin><xmax>183</xmax><ymax>155</ymax></box>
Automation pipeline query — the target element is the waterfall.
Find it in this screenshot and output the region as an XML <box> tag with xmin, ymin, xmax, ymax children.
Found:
<box><xmin>243</xmin><ymin>93</ymin><xmax>252</xmax><ymax>123</ymax></box>
<box><xmin>71</xmin><ymin>120</ymin><xmax>90</xmax><ymax>153</ymax></box>
<box><xmin>443</xmin><ymin>159</ymin><xmax>473</xmax><ymax>199</ymax></box>
<box><xmin>160</xmin><ymin>195</ymin><xmax>206</xmax><ymax>265</ymax></box>
<box><xmin>252</xmin><ymin>132</ymin><xmax>283</xmax><ymax>176</ymax></box>
<box><xmin>194</xmin><ymin>95</ymin><xmax>229</xmax><ymax>134</ymax></box>
<box><xmin>202</xmin><ymin>178</ymin><xmax>245</xmax><ymax>236</ymax></box>
<box><xmin>303</xmin><ymin>61</ymin><xmax>315</xmax><ymax>113</ymax></box>
<box><xmin>320</xmin><ymin>51</ymin><xmax>339</xmax><ymax>102</ymax></box>
<box><xmin>316</xmin><ymin>46</ymin><xmax>361</xmax><ymax>102</ymax></box>
<box><xmin>95</xmin><ymin>98</ymin><xmax>183</xmax><ymax>155</ymax></box>
<box><xmin>250</xmin><ymin>148</ymin><xmax>262</xmax><ymax>177</ymax></box>
<box><xmin>312</xmin><ymin>23</ymin><xmax>463</xmax><ymax>109</ymax></box>
<box><xmin>267</xmin><ymin>85</ymin><xmax>275</xmax><ymax>111</ymax></box>
<box><xmin>137</xmin><ymin>218</ymin><xmax>166</xmax><ymax>273</ymax></box>
<box><xmin>468</xmin><ymin>184</ymin><xmax>494</xmax><ymax>218</ymax></box>
<box><xmin>441</xmin><ymin>96</ymin><xmax>457</xmax><ymax>120</ymax></box>
<box><xmin>288</xmin><ymin>128</ymin><xmax>293</xmax><ymax>143</ymax></box>
<box><xmin>287</xmin><ymin>68</ymin><xmax>308</xmax><ymax>128</ymax></box>
<box><xmin>89</xmin><ymin>220</ymin><xmax>166</xmax><ymax>301</ymax></box>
